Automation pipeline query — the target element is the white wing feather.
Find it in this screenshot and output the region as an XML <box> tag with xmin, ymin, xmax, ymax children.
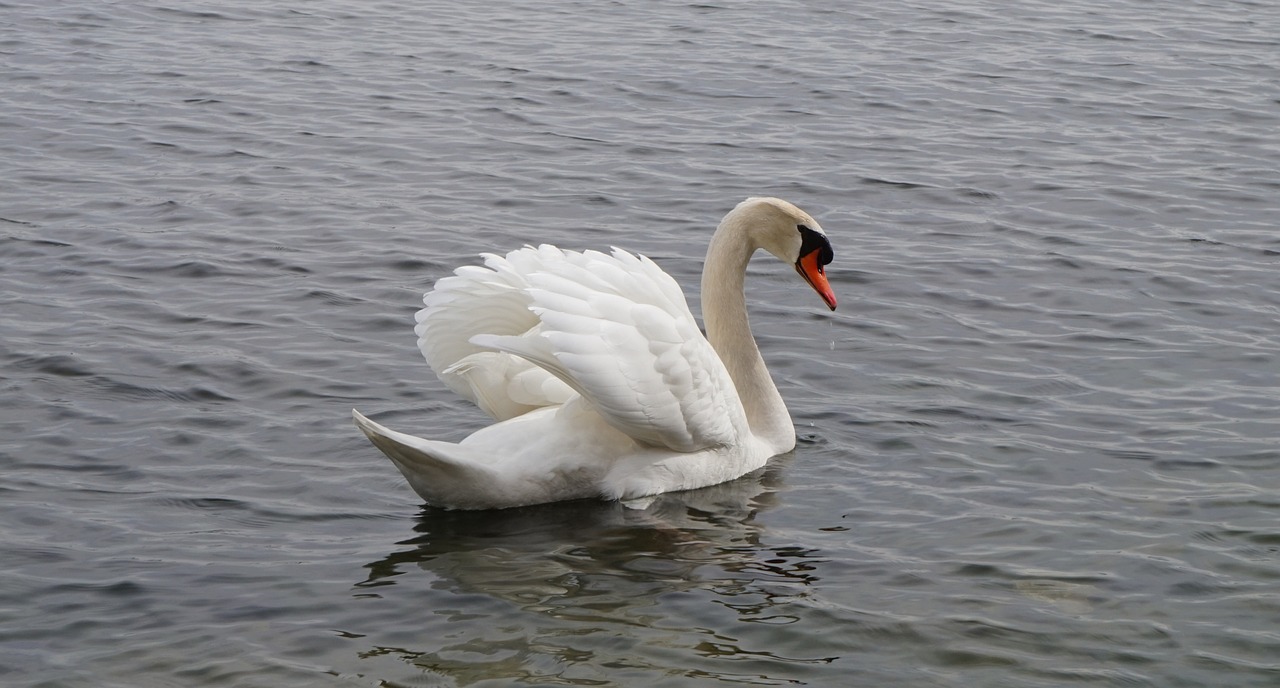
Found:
<box><xmin>415</xmin><ymin>252</ymin><xmax>574</xmax><ymax>420</ymax></box>
<box><xmin>470</xmin><ymin>245</ymin><xmax>748</xmax><ymax>453</ymax></box>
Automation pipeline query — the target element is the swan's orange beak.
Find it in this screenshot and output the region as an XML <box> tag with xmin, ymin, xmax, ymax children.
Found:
<box><xmin>796</xmin><ymin>250</ymin><xmax>837</xmax><ymax>311</ymax></box>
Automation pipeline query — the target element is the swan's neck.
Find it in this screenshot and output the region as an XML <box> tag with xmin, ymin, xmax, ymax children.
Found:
<box><xmin>701</xmin><ymin>217</ymin><xmax>795</xmax><ymax>451</ymax></box>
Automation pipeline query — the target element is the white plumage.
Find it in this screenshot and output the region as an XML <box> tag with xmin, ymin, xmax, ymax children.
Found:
<box><xmin>354</xmin><ymin>197</ymin><xmax>836</xmax><ymax>510</ymax></box>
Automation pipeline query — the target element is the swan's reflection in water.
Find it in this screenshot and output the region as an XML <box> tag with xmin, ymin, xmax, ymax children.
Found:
<box><xmin>355</xmin><ymin>459</ymin><xmax>840</xmax><ymax>684</ymax></box>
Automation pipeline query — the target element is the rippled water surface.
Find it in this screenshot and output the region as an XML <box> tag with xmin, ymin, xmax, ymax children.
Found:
<box><xmin>3</xmin><ymin>1</ymin><xmax>1279</xmax><ymax>686</ymax></box>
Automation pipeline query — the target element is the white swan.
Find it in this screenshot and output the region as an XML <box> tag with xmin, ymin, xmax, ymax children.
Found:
<box><xmin>353</xmin><ymin>197</ymin><xmax>836</xmax><ymax>510</ymax></box>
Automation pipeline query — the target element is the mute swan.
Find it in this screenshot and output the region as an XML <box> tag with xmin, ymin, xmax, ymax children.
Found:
<box><xmin>353</xmin><ymin>197</ymin><xmax>836</xmax><ymax>510</ymax></box>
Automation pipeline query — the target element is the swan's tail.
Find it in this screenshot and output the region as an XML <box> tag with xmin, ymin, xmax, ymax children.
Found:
<box><xmin>352</xmin><ymin>409</ymin><xmax>502</xmax><ymax>510</ymax></box>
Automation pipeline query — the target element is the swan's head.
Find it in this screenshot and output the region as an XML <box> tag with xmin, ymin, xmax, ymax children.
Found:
<box><xmin>730</xmin><ymin>197</ymin><xmax>837</xmax><ymax>311</ymax></box>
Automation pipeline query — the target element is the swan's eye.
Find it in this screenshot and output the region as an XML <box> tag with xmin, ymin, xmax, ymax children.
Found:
<box><xmin>797</xmin><ymin>225</ymin><xmax>833</xmax><ymax>266</ymax></box>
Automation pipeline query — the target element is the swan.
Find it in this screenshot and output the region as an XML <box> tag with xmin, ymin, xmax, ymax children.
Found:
<box><xmin>352</xmin><ymin>197</ymin><xmax>836</xmax><ymax>510</ymax></box>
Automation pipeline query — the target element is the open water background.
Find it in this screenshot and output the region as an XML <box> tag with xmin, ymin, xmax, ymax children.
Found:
<box><xmin>2</xmin><ymin>1</ymin><xmax>1278</xmax><ymax>686</ymax></box>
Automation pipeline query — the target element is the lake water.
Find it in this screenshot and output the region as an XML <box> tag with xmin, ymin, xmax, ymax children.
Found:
<box><xmin>2</xmin><ymin>1</ymin><xmax>1278</xmax><ymax>686</ymax></box>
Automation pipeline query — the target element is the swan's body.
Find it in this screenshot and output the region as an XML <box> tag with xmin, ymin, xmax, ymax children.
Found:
<box><xmin>353</xmin><ymin>197</ymin><xmax>835</xmax><ymax>510</ymax></box>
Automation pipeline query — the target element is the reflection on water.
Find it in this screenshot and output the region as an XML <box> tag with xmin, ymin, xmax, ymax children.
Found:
<box><xmin>353</xmin><ymin>461</ymin><xmax>840</xmax><ymax>684</ymax></box>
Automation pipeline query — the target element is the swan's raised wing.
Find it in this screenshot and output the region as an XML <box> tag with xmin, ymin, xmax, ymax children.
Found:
<box><xmin>471</xmin><ymin>245</ymin><xmax>748</xmax><ymax>453</ymax></box>
<box><xmin>416</xmin><ymin>251</ymin><xmax>574</xmax><ymax>420</ymax></box>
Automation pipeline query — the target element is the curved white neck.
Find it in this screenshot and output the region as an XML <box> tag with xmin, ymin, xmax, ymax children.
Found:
<box><xmin>700</xmin><ymin>215</ymin><xmax>795</xmax><ymax>451</ymax></box>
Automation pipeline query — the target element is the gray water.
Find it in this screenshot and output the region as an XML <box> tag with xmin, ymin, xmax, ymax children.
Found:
<box><xmin>2</xmin><ymin>1</ymin><xmax>1279</xmax><ymax>686</ymax></box>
